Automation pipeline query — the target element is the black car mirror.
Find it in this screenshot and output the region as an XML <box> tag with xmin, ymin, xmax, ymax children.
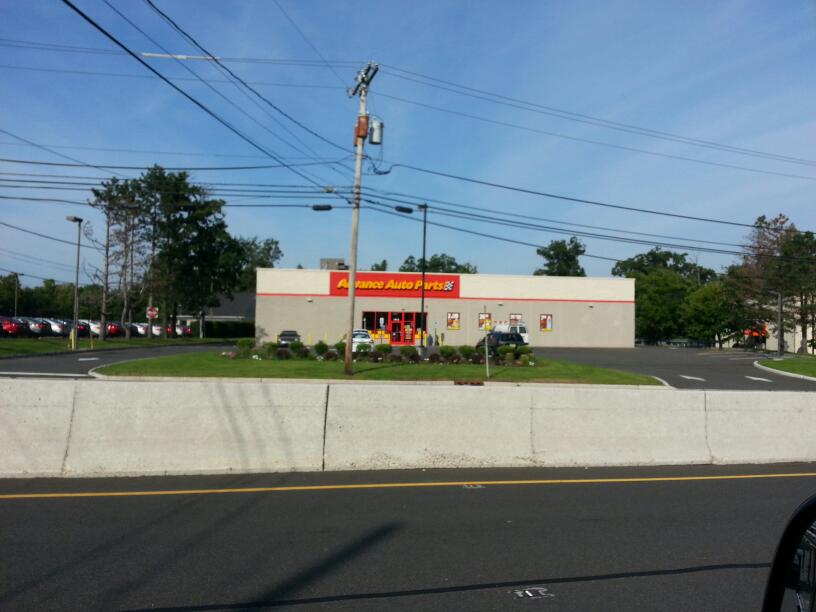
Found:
<box><xmin>763</xmin><ymin>493</ymin><xmax>816</xmax><ymax>611</ymax></box>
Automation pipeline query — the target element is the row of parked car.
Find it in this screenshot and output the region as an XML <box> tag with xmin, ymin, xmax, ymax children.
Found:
<box><xmin>0</xmin><ymin>315</ymin><xmax>192</xmax><ymax>338</ymax></box>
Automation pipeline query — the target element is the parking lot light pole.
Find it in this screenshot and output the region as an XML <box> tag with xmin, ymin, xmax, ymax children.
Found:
<box><xmin>13</xmin><ymin>272</ymin><xmax>21</xmax><ymax>317</ymax></box>
<box><xmin>66</xmin><ymin>216</ymin><xmax>83</xmax><ymax>351</ymax></box>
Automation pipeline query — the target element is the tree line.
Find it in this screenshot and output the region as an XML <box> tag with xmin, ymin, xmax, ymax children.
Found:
<box><xmin>0</xmin><ymin>166</ymin><xmax>282</xmax><ymax>338</ymax></box>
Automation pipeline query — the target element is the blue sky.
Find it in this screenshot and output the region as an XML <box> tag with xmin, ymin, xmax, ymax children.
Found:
<box><xmin>1</xmin><ymin>0</ymin><xmax>815</xmax><ymax>286</ymax></box>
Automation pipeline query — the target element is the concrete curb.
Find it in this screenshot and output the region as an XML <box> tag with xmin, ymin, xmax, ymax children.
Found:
<box><xmin>89</xmin><ymin>370</ymin><xmax>667</xmax><ymax>389</ymax></box>
<box><xmin>754</xmin><ymin>360</ymin><xmax>816</xmax><ymax>383</ymax></box>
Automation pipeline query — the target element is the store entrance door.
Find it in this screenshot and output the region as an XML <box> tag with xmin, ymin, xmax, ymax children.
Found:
<box><xmin>362</xmin><ymin>311</ymin><xmax>425</xmax><ymax>346</ymax></box>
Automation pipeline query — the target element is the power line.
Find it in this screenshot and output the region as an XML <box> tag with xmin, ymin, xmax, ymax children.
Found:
<box><xmin>0</xmin><ymin>266</ymin><xmax>74</xmax><ymax>284</ymax></box>
<box><xmin>59</xmin><ymin>0</ymin><xmax>346</xmax><ymax>197</ymax></box>
<box><xmin>364</xmin><ymin>205</ymin><xmax>622</xmax><ymax>263</ymax></box>
<box><xmin>381</xmin><ymin>162</ymin><xmax>802</xmax><ymax>230</ymax></box>
<box><xmin>0</xmin><ymin>246</ymin><xmax>77</xmax><ymax>270</ymax></box>
<box><xmin>0</xmin><ymin>155</ymin><xmax>349</xmax><ymax>171</ymax></box>
<box><xmin>0</xmin><ymin>220</ymin><xmax>93</xmax><ymax>249</ymax></box>
<box><xmin>0</xmin><ymin>129</ymin><xmax>127</xmax><ymax>179</ymax></box>
<box><xmin>0</xmin><ymin>195</ymin><xmax>90</xmax><ymax>205</ymax></box>
<box><xmin>378</xmin><ymin>66</ymin><xmax>816</xmax><ymax>168</ymax></box>
<box><xmin>142</xmin><ymin>0</ymin><xmax>350</xmax><ymax>154</ymax></box>
<box><xmin>0</xmin><ymin>63</ymin><xmax>344</xmax><ymax>90</ymax></box>
<box><xmin>272</xmin><ymin>0</ymin><xmax>348</xmax><ymax>87</ymax></box>
<box><xmin>103</xmin><ymin>0</ymin><xmax>344</xmax><ymax>183</ymax></box>
<box><xmin>366</xmin><ymin>198</ymin><xmax>816</xmax><ymax>264</ymax></box>
<box><xmin>0</xmin><ymin>37</ymin><xmax>360</xmax><ymax>65</ymax></box>
<box><xmin>7</xmin><ymin>34</ymin><xmax>805</xmax><ymax>168</ymax></box>
<box><xmin>360</xmin><ymin>188</ymin><xmax>748</xmax><ymax>248</ymax></box>
<box><xmin>373</xmin><ymin>92</ymin><xmax>816</xmax><ymax>183</ymax></box>
<box><xmin>0</xmin><ymin>136</ymin><xmax>342</xmax><ymax>159</ymax></box>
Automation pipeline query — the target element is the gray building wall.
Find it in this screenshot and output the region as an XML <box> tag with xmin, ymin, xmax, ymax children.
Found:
<box><xmin>256</xmin><ymin>269</ymin><xmax>635</xmax><ymax>348</ymax></box>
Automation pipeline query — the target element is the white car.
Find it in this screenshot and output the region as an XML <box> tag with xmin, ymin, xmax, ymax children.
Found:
<box><xmin>351</xmin><ymin>329</ymin><xmax>375</xmax><ymax>351</ymax></box>
<box><xmin>493</xmin><ymin>322</ymin><xmax>530</xmax><ymax>345</ymax></box>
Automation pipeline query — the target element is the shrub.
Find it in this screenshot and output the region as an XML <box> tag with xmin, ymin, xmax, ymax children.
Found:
<box><xmin>519</xmin><ymin>354</ymin><xmax>531</xmax><ymax>366</ymax></box>
<box><xmin>334</xmin><ymin>341</ymin><xmax>346</xmax><ymax>354</ymax></box>
<box><xmin>428</xmin><ymin>353</ymin><xmax>442</xmax><ymax>363</ymax></box>
<box><xmin>259</xmin><ymin>342</ymin><xmax>278</xmax><ymax>359</ymax></box>
<box><xmin>498</xmin><ymin>346</ymin><xmax>516</xmax><ymax>363</ymax></box>
<box><xmin>375</xmin><ymin>343</ymin><xmax>392</xmax><ymax>356</ymax></box>
<box><xmin>236</xmin><ymin>338</ymin><xmax>255</xmax><ymax>358</ymax></box>
<box><xmin>447</xmin><ymin>353</ymin><xmax>461</xmax><ymax>364</ymax></box>
<box><xmin>516</xmin><ymin>345</ymin><xmax>532</xmax><ymax>356</ymax></box>
<box><xmin>439</xmin><ymin>345</ymin><xmax>456</xmax><ymax>360</ymax></box>
<box><xmin>458</xmin><ymin>345</ymin><xmax>475</xmax><ymax>359</ymax></box>
<box><xmin>407</xmin><ymin>352</ymin><xmax>421</xmax><ymax>364</ymax></box>
<box><xmin>324</xmin><ymin>349</ymin><xmax>338</xmax><ymax>361</ymax></box>
<box><xmin>470</xmin><ymin>352</ymin><xmax>484</xmax><ymax>365</ymax></box>
<box><xmin>368</xmin><ymin>351</ymin><xmax>383</xmax><ymax>362</ymax></box>
<box><xmin>355</xmin><ymin>343</ymin><xmax>372</xmax><ymax>353</ymax></box>
<box><xmin>314</xmin><ymin>340</ymin><xmax>329</xmax><ymax>356</ymax></box>
<box><xmin>289</xmin><ymin>340</ymin><xmax>304</xmax><ymax>352</ymax></box>
<box><xmin>399</xmin><ymin>346</ymin><xmax>418</xmax><ymax>359</ymax></box>
<box><xmin>387</xmin><ymin>353</ymin><xmax>403</xmax><ymax>363</ymax></box>
<box><xmin>275</xmin><ymin>347</ymin><xmax>291</xmax><ymax>360</ymax></box>
<box><xmin>295</xmin><ymin>346</ymin><xmax>311</xmax><ymax>359</ymax></box>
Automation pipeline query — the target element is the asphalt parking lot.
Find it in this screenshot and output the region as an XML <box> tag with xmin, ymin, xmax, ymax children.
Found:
<box><xmin>535</xmin><ymin>346</ymin><xmax>816</xmax><ymax>390</ymax></box>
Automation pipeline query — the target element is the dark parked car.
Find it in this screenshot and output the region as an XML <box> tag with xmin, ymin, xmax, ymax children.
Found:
<box><xmin>1</xmin><ymin>316</ymin><xmax>30</xmax><ymax>337</ymax></box>
<box><xmin>277</xmin><ymin>330</ymin><xmax>301</xmax><ymax>346</ymax></box>
<box><xmin>18</xmin><ymin>317</ymin><xmax>52</xmax><ymax>337</ymax></box>
<box><xmin>475</xmin><ymin>332</ymin><xmax>526</xmax><ymax>354</ymax></box>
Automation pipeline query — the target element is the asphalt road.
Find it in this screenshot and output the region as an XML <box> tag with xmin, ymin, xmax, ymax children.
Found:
<box><xmin>0</xmin><ymin>343</ymin><xmax>233</xmax><ymax>378</ymax></box>
<box><xmin>2</xmin><ymin>464</ymin><xmax>815</xmax><ymax>611</ymax></box>
<box><xmin>536</xmin><ymin>346</ymin><xmax>816</xmax><ymax>390</ymax></box>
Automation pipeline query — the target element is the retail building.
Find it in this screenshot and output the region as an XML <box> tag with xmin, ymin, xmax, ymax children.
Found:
<box><xmin>255</xmin><ymin>268</ymin><xmax>634</xmax><ymax>347</ymax></box>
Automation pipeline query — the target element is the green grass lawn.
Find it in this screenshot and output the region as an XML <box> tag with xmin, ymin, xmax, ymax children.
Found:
<box><xmin>0</xmin><ymin>336</ymin><xmax>233</xmax><ymax>357</ymax></box>
<box><xmin>761</xmin><ymin>355</ymin><xmax>816</xmax><ymax>378</ymax></box>
<box><xmin>96</xmin><ymin>351</ymin><xmax>660</xmax><ymax>385</ymax></box>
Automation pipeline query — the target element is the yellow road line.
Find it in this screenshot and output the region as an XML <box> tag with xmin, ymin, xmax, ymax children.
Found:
<box><xmin>2</xmin><ymin>472</ymin><xmax>816</xmax><ymax>500</ymax></box>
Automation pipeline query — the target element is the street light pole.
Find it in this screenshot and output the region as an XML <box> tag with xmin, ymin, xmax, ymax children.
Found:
<box><xmin>66</xmin><ymin>216</ymin><xmax>83</xmax><ymax>351</ymax></box>
<box><xmin>418</xmin><ymin>203</ymin><xmax>428</xmax><ymax>356</ymax></box>
<box><xmin>344</xmin><ymin>62</ymin><xmax>378</xmax><ymax>375</ymax></box>
<box><xmin>13</xmin><ymin>272</ymin><xmax>20</xmax><ymax>317</ymax></box>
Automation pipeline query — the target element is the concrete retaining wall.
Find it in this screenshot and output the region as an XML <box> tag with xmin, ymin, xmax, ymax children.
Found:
<box><xmin>2</xmin><ymin>380</ymin><xmax>815</xmax><ymax>477</ymax></box>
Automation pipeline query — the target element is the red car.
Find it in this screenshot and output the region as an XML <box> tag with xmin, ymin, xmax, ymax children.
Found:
<box><xmin>1</xmin><ymin>317</ymin><xmax>30</xmax><ymax>337</ymax></box>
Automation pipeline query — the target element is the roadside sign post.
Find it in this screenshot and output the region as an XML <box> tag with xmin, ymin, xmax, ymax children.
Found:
<box><xmin>483</xmin><ymin>304</ymin><xmax>490</xmax><ymax>380</ymax></box>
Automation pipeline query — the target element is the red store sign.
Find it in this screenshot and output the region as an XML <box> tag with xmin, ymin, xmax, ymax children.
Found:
<box><xmin>329</xmin><ymin>271</ymin><xmax>460</xmax><ymax>299</ymax></box>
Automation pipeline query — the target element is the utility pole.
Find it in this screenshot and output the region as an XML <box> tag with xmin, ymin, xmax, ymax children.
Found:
<box><xmin>344</xmin><ymin>61</ymin><xmax>378</xmax><ymax>375</ymax></box>
<box><xmin>419</xmin><ymin>203</ymin><xmax>428</xmax><ymax>357</ymax></box>
<box><xmin>777</xmin><ymin>291</ymin><xmax>784</xmax><ymax>358</ymax></box>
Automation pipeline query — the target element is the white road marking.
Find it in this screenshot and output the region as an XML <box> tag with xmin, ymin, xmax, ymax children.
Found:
<box><xmin>679</xmin><ymin>375</ymin><xmax>706</xmax><ymax>381</ymax></box>
<box><xmin>77</xmin><ymin>357</ymin><xmax>99</xmax><ymax>362</ymax></box>
<box><xmin>745</xmin><ymin>376</ymin><xmax>773</xmax><ymax>383</ymax></box>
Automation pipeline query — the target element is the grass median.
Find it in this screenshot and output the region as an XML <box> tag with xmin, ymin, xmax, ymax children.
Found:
<box><xmin>0</xmin><ymin>337</ymin><xmax>233</xmax><ymax>358</ymax></box>
<box><xmin>761</xmin><ymin>355</ymin><xmax>816</xmax><ymax>378</ymax></box>
<box><xmin>95</xmin><ymin>350</ymin><xmax>660</xmax><ymax>385</ymax></box>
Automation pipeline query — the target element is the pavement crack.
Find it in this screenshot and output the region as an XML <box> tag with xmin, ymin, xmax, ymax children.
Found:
<box><xmin>321</xmin><ymin>384</ymin><xmax>330</xmax><ymax>472</ymax></box>
<box><xmin>703</xmin><ymin>391</ymin><xmax>714</xmax><ymax>464</ymax></box>
<box><xmin>60</xmin><ymin>382</ymin><xmax>79</xmax><ymax>476</ymax></box>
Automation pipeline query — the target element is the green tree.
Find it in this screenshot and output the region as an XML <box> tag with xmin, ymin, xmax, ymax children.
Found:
<box><xmin>139</xmin><ymin>166</ymin><xmax>244</xmax><ymax>329</ymax></box>
<box><xmin>775</xmin><ymin>231</ymin><xmax>816</xmax><ymax>352</ymax></box>
<box><xmin>235</xmin><ymin>237</ymin><xmax>283</xmax><ymax>292</ymax></box>
<box><xmin>681</xmin><ymin>281</ymin><xmax>736</xmax><ymax>348</ymax></box>
<box><xmin>370</xmin><ymin>259</ymin><xmax>388</xmax><ymax>271</ymax></box>
<box><xmin>399</xmin><ymin>253</ymin><xmax>477</xmax><ymax>273</ymax></box>
<box><xmin>612</xmin><ymin>248</ymin><xmax>716</xmax><ymax>285</ymax></box>
<box><xmin>533</xmin><ymin>237</ymin><xmax>586</xmax><ymax>276</ymax></box>
<box><xmin>633</xmin><ymin>269</ymin><xmax>692</xmax><ymax>343</ymax></box>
